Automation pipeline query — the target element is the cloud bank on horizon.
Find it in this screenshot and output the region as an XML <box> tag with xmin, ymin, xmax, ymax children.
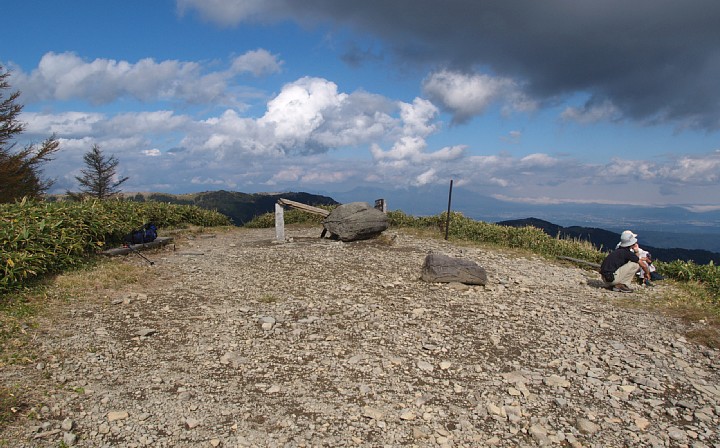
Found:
<box><xmin>3</xmin><ymin>0</ymin><xmax>720</xmax><ymax>210</ymax></box>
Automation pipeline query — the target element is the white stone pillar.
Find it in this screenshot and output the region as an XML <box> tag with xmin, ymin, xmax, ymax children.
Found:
<box><xmin>275</xmin><ymin>203</ymin><xmax>285</xmax><ymax>242</ymax></box>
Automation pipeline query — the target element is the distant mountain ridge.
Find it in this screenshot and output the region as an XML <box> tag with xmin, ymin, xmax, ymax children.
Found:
<box><xmin>497</xmin><ymin>217</ymin><xmax>720</xmax><ymax>265</ymax></box>
<box><xmin>132</xmin><ymin>190</ymin><xmax>338</xmax><ymax>225</ymax></box>
<box><xmin>129</xmin><ymin>190</ymin><xmax>717</xmax><ymax>264</ymax></box>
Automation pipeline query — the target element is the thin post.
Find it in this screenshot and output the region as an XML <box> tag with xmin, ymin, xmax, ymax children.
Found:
<box><xmin>445</xmin><ymin>179</ymin><xmax>453</xmax><ymax>240</ymax></box>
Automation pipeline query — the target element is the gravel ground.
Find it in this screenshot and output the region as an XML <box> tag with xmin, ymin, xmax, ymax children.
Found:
<box><xmin>1</xmin><ymin>226</ymin><xmax>719</xmax><ymax>447</ymax></box>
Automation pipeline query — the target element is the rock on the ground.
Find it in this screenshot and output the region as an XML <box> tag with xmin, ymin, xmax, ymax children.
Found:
<box><xmin>421</xmin><ymin>251</ymin><xmax>488</xmax><ymax>285</ymax></box>
<box><xmin>322</xmin><ymin>202</ymin><xmax>389</xmax><ymax>241</ymax></box>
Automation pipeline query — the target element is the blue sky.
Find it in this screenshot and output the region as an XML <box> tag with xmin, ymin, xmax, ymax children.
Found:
<box><xmin>3</xmin><ymin>0</ymin><xmax>720</xmax><ymax>212</ymax></box>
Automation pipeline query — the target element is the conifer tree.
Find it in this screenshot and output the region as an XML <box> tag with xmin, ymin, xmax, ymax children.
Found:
<box><xmin>0</xmin><ymin>65</ymin><xmax>60</xmax><ymax>203</ymax></box>
<box><xmin>73</xmin><ymin>144</ymin><xmax>129</xmax><ymax>200</ymax></box>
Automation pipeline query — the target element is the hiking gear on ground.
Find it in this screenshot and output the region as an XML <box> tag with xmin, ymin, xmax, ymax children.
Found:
<box><xmin>125</xmin><ymin>223</ymin><xmax>158</xmax><ymax>245</ymax></box>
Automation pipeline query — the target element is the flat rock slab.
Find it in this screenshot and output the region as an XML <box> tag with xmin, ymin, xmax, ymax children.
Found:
<box><xmin>421</xmin><ymin>251</ymin><xmax>488</xmax><ymax>285</ymax></box>
<box><xmin>322</xmin><ymin>202</ymin><xmax>389</xmax><ymax>241</ymax></box>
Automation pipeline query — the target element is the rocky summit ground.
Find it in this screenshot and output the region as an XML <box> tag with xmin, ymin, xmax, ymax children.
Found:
<box><xmin>2</xmin><ymin>227</ymin><xmax>719</xmax><ymax>448</ymax></box>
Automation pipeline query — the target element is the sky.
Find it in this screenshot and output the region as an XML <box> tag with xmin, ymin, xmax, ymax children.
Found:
<box><xmin>3</xmin><ymin>0</ymin><xmax>720</xmax><ymax>213</ymax></box>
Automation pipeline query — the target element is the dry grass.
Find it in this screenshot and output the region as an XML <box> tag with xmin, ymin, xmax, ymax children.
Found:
<box><xmin>50</xmin><ymin>258</ymin><xmax>148</xmax><ymax>300</ymax></box>
<box><xmin>648</xmin><ymin>280</ymin><xmax>720</xmax><ymax>348</ymax></box>
<box><xmin>0</xmin><ymin>386</ymin><xmax>20</xmax><ymax>427</ymax></box>
<box><xmin>0</xmin><ymin>291</ymin><xmax>43</xmax><ymax>369</ymax></box>
<box><xmin>615</xmin><ymin>279</ymin><xmax>720</xmax><ymax>348</ymax></box>
<box><xmin>685</xmin><ymin>327</ymin><xmax>720</xmax><ymax>349</ymax></box>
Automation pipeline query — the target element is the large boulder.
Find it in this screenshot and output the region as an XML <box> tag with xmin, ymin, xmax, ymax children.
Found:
<box><xmin>322</xmin><ymin>202</ymin><xmax>389</xmax><ymax>242</ymax></box>
<box><xmin>421</xmin><ymin>252</ymin><xmax>488</xmax><ymax>285</ymax></box>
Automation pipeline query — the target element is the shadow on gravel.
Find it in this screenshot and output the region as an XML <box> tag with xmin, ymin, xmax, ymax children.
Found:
<box><xmin>587</xmin><ymin>278</ymin><xmax>609</xmax><ymax>290</ymax></box>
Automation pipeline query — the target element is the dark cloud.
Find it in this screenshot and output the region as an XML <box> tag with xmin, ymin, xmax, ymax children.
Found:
<box><xmin>339</xmin><ymin>42</ymin><xmax>385</xmax><ymax>68</ymax></box>
<box><xmin>208</xmin><ymin>0</ymin><xmax>720</xmax><ymax>130</ymax></box>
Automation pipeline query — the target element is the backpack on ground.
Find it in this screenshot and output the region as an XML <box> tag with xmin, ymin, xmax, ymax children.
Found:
<box><xmin>124</xmin><ymin>223</ymin><xmax>158</xmax><ymax>245</ymax></box>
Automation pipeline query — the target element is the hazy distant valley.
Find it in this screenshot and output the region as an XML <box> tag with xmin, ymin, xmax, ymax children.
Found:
<box><xmin>327</xmin><ymin>186</ymin><xmax>720</xmax><ymax>254</ymax></box>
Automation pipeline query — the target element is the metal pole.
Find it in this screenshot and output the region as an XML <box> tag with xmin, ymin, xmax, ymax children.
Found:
<box><xmin>445</xmin><ymin>179</ymin><xmax>453</xmax><ymax>240</ymax></box>
<box><xmin>127</xmin><ymin>245</ymin><xmax>154</xmax><ymax>265</ymax></box>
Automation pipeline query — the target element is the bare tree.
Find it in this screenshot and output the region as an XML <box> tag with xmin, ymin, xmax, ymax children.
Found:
<box><xmin>0</xmin><ymin>65</ymin><xmax>60</xmax><ymax>203</ymax></box>
<box><xmin>73</xmin><ymin>144</ymin><xmax>129</xmax><ymax>200</ymax></box>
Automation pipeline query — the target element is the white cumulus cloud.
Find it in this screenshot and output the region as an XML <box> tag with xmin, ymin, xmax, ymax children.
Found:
<box><xmin>370</xmin><ymin>137</ymin><xmax>465</xmax><ymax>164</ymax></box>
<box><xmin>400</xmin><ymin>97</ymin><xmax>439</xmax><ymax>137</ymax></box>
<box><xmin>659</xmin><ymin>154</ymin><xmax>720</xmax><ymax>184</ymax></box>
<box><xmin>519</xmin><ymin>153</ymin><xmax>559</xmax><ymax>168</ymax></box>
<box><xmin>230</xmin><ymin>49</ymin><xmax>283</xmax><ymax>76</ymax></box>
<box><xmin>142</xmin><ymin>149</ymin><xmax>162</xmax><ymax>157</ymax></box>
<box><xmin>260</xmin><ymin>77</ymin><xmax>347</xmax><ymax>143</ymax></box>
<box><xmin>11</xmin><ymin>50</ymin><xmax>281</xmax><ymax>106</ymax></box>
<box><xmin>422</xmin><ymin>70</ymin><xmax>532</xmax><ymax>123</ymax></box>
<box><xmin>415</xmin><ymin>168</ymin><xmax>437</xmax><ymax>186</ymax></box>
<box><xmin>21</xmin><ymin>111</ymin><xmax>104</xmax><ymax>137</ymax></box>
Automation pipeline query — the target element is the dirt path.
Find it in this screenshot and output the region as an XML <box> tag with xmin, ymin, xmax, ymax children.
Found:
<box><xmin>2</xmin><ymin>227</ymin><xmax>719</xmax><ymax>447</ymax></box>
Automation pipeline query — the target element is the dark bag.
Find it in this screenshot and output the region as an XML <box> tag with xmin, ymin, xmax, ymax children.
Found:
<box><xmin>650</xmin><ymin>272</ymin><xmax>664</xmax><ymax>281</ymax></box>
<box><xmin>601</xmin><ymin>271</ymin><xmax>614</xmax><ymax>283</ymax></box>
<box><xmin>125</xmin><ymin>223</ymin><xmax>158</xmax><ymax>245</ymax></box>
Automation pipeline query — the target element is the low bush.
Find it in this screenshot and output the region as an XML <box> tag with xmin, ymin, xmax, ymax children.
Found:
<box><xmin>658</xmin><ymin>259</ymin><xmax>720</xmax><ymax>301</ymax></box>
<box><xmin>388</xmin><ymin>210</ymin><xmax>603</xmax><ymax>260</ymax></box>
<box><xmin>0</xmin><ymin>198</ymin><xmax>231</xmax><ymax>294</ymax></box>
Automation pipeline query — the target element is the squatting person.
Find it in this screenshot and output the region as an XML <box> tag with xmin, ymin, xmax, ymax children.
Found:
<box><xmin>599</xmin><ymin>230</ymin><xmax>649</xmax><ymax>293</ymax></box>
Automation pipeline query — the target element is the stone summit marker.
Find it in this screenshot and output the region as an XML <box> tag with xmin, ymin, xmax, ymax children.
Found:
<box><xmin>275</xmin><ymin>199</ymin><xmax>389</xmax><ymax>242</ymax></box>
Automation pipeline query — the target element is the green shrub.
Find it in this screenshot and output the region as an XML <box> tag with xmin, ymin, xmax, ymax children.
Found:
<box><xmin>389</xmin><ymin>210</ymin><xmax>602</xmax><ymax>260</ymax></box>
<box><xmin>658</xmin><ymin>260</ymin><xmax>719</xmax><ymax>302</ymax></box>
<box><xmin>0</xmin><ymin>198</ymin><xmax>231</xmax><ymax>294</ymax></box>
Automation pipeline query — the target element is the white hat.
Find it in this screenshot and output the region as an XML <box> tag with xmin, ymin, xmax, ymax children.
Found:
<box><xmin>618</xmin><ymin>230</ymin><xmax>638</xmax><ymax>247</ymax></box>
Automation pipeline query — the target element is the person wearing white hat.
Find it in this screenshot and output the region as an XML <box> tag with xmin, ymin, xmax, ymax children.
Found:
<box><xmin>615</xmin><ymin>230</ymin><xmax>652</xmax><ymax>283</ymax></box>
<box><xmin>615</xmin><ymin>230</ymin><xmax>636</xmax><ymax>249</ymax></box>
<box><xmin>599</xmin><ymin>230</ymin><xmax>645</xmax><ymax>292</ymax></box>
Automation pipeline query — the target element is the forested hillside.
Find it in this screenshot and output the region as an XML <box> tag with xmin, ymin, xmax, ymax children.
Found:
<box><xmin>130</xmin><ymin>190</ymin><xmax>338</xmax><ymax>225</ymax></box>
